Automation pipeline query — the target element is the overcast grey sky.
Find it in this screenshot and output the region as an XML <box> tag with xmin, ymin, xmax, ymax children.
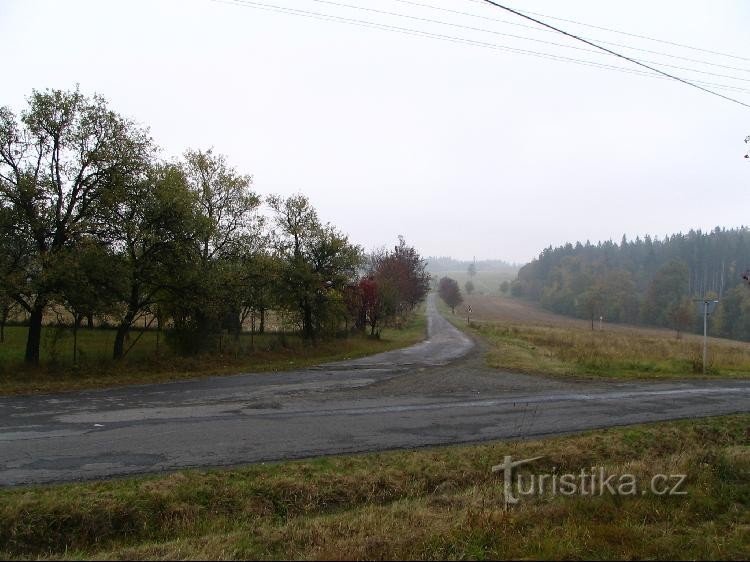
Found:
<box><xmin>1</xmin><ymin>0</ymin><xmax>749</xmax><ymax>263</ymax></box>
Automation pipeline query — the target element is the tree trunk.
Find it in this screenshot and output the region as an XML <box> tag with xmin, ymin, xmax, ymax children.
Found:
<box><xmin>24</xmin><ymin>304</ymin><xmax>45</xmax><ymax>364</ymax></box>
<box><xmin>250</xmin><ymin>312</ymin><xmax>255</xmax><ymax>350</ymax></box>
<box><xmin>73</xmin><ymin>317</ymin><xmax>78</xmax><ymax>364</ymax></box>
<box><xmin>86</xmin><ymin>313</ymin><xmax>94</xmax><ymax>329</ymax></box>
<box><xmin>302</xmin><ymin>298</ymin><xmax>313</xmax><ymax>340</ymax></box>
<box><xmin>0</xmin><ymin>305</ymin><xmax>8</xmax><ymax>343</ymax></box>
<box><xmin>259</xmin><ymin>307</ymin><xmax>265</xmax><ymax>334</ymax></box>
<box><xmin>113</xmin><ymin>313</ymin><xmax>135</xmax><ymax>360</ymax></box>
<box><xmin>114</xmin><ymin>285</ymin><xmax>141</xmax><ymax>360</ymax></box>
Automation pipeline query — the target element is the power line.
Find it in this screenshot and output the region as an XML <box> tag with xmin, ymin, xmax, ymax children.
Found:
<box><xmin>393</xmin><ymin>0</ymin><xmax>750</xmax><ymax>74</ymax></box>
<box><xmin>211</xmin><ymin>0</ymin><xmax>750</xmax><ymax>96</ymax></box>
<box><xmin>301</xmin><ymin>0</ymin><xmax>750</xmax><ymax>84</ymax></box>
<box><xmin>468</xmin><ymin>0</ymin><xmax>750</xmax><ymax>63</ymax></box>
<box><xmin>479</xmin><ymin>0</ymin><xmax>750</xmax><ymax>109</ymax></box>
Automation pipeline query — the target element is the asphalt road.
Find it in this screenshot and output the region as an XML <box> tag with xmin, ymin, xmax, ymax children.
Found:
<box><xmin>1</xmin><ymin>294</ymin><xmax>749</xmax><ymax>486</ymax></box>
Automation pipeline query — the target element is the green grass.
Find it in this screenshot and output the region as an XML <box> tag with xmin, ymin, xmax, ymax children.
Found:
<box><xmin>0</xmin><ymin>324</ymin><xmax>164</xmax><ymax>365</ymax></box>
<box><xmin>0</xmin><ymin>312</ymin><xmax>426</xmax><ymax>395</ymax></box>
<box><xmin>1</xmin><ymin>415</ymin><xmax>747</xmax><ymax>560</ymax></box>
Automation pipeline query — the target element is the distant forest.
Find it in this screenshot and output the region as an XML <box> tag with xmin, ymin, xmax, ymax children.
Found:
<box><xmin>513</xmin><ymin>227</ymin><xmax>750</xmax><ymax>341</ymax></box>
<box><xmin>426</xmin><ymin>257</ymin><xmax>519</xmax><ymax>273</ymax></box>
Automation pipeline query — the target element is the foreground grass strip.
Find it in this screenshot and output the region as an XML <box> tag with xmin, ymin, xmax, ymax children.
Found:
<box><xmin>0</xmin><ymin>313</ymin><xmax>425</xmax><ymax>396</ymax></box>
<box><xmin>0</xmin><ymin>415</ymin><xmax>748</xmax><ymax>560</ymax></box>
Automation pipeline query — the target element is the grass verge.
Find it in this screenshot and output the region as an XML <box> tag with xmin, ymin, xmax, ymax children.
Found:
<box><xmin>0</xmin><ymin>415</ymin><xmax>747</xmax><ymax>560</ymax></box>
<box><xmin>473</xmin><ymin>322</ymin><xmax>750</xmax><ymax>380</ymax></box>
<box><xmin>0</xmin><ymin>312</ymin><xmax>425</xmax><ymax>396</ymax></box>
<box><xmin>436</xmin><ymin>296</ymin><xmax>750</xmax><ymax>380</ymax></box>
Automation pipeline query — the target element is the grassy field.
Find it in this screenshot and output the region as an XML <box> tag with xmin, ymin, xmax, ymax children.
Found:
<box><xmin>430</xmin><ymin>269</ymin><xmax>516</xmax><ymax>296</ymax></box>
<box><xmin>0</xmin><ymin>414</ymin><xmax>747</xmax><ymax>560</ymax></box>
<box><xmin>444</xmin><ymin>295</ymin><xmax>750</xmax><ymax>380</ymax></box>
<box><xmin>0</xmin><ymin>313</ymin><xmax>426</xmax><ymax>395</ymax></box>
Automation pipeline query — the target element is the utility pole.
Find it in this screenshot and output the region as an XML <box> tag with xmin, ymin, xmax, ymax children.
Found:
<box><xmin>698</xmin><ymin>298</ymin><xmax>719</xmax><ymax>375</ymax></box>
<box><xmin>702</xmin><ymin>300</ymin><xmax>708</xmax><ymax>374</ymax></box>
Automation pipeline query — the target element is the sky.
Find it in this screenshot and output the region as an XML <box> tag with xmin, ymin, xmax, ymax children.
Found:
<box><xmin>1</xmin><ymin>0</ymin><xmax>749</xmax><ymax>264</ymax></box>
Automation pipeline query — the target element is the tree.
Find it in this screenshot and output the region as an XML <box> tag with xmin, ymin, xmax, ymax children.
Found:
<box><xmin>598</xmin><ymin>270</ymin><xmax>638</xmax><ymax>323</ymax></box>
<box><xmin>0</xmin><ymin>87</ymin><xmax>152</xmax><ymax>363</ymax></box>
<box><xmin>465</xmin><ymin>280</ymin><xmax>475</xmax><ymax>295</ymax></box>
<box><xmin>438</xmin><ymin>276</ymin><xmax>463</xmax><ymax>313</ymax></box>
<box><xmin>0</xmin><ymin>206</ymin><xmax>24</xmax><ymax>343</ymax></box>
<box><xmin>578</xmin><ymin>282</ymin><xmax>605</xmax><ymax>330</ymax></box>
<box><xmin>184</xmin><ymin>148</ymin><xmax>260</xmax><ymax>268</ymax></box>
<box><xmin>668</xmin><ymin>297</ymin><xmax>694</xmax><ymax>339</ymax></box>
<box><xmin>0</xmin><ymin>299</ymin><xmax>14</xmax><ymax>343</ymax></box>
<box><xmin>714</xmin><ymin>285</ymin><xmax>750</xmax><ymax>341</ymax></box>
<box><xmin>48</xmin><ymin>240</ymin><xmax>123</xmax><ymax>362</ymax></box>
<box><xmin>103</xmin><ymin>162</ymin><xmax>199</xmax><ymax>359</ymax></box>
<box><xmin>237</xmin><ymin>250</ymin><xmax>280</xmax><ymax>338</ymax></box>
<box><xmin>358</xmin><ymin>276</ymin><xmax>385</xmax><ymax>337</ymax></box>
<box><xmin>642</xmin><ymin>260</ymin><xmax>689</xmax><ymax>327</ymax></box>
<box><xmin>171</xmin><ymin>149</ymin><xmax>262</xmax><ymax>353</ymax></box>
<box><xmin>468</xmin><ymin>261</ymin><xmax>477</xmax><ymax>278</ymax></box>
<box><xmin>269</xmin><ymin>194</ymin><xmax>362</xmax><ymax>340</ymax></box>
<box><xmin>499</xmin><ymin>280</ymin><xmax>510</xmax><ymax>294</ymax></box>
<box><xmin>0</xmin><ymin>232</ymin><xmax>16</xmax><ymax>343</ymax></box>
<box><xmin>369</xmin><ymin>236</ymin><xmax>430</xmax><ymax>324</ymax></box>
<box><xmin>306</xmin><ymin>223</ymin><xmax>363</xmax><ymax>336</ymax></box>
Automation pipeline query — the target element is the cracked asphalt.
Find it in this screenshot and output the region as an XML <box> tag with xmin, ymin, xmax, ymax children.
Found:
<box><xmin>1</xmin><ymin>294</ymin><xmax>749</xmax><ymax>486</ymax></box>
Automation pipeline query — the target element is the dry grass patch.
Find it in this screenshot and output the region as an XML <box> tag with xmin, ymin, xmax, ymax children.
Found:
<box><xmin>439</xmin><ymin>294</ymin><xmax>750</xmax><ymax>380</ymax></box>
<box><xmin>473</xmin><ymin>322</ymin><xmax>750</xmax><ymax>379</ymax></box>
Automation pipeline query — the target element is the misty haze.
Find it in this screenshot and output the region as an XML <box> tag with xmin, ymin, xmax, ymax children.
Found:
<box><xmin>0</xmin><ymin>1</ymin><xmax>749</xmax><ymax>561</ymax></box>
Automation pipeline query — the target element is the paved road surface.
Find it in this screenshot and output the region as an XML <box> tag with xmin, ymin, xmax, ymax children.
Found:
<box><xmin>1</xmin><ymin>294</ymin><xmax>749</xmax><ymax>485</ymax></box>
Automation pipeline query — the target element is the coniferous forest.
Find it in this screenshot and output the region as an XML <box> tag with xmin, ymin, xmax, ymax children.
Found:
<box><xmin>513</xmin><ymin>227</ymin><xmax>750</xmax><ymax>341</ymax></box>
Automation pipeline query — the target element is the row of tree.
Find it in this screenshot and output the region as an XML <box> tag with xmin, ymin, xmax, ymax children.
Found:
<box><xmin>0</xmin><ymin>88</ymin><xmax>430</xmax><ymax>364</ymax></box>
<box><xmin>513</xmin><ymin>227</ymin><xmax>750</xmax><ymax>339</ymax></box>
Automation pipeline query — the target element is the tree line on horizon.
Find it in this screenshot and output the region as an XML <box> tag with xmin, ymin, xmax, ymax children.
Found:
<box><xmin>513</xmin><ymin>227</ymin><xmax>750</xmax><ymax>340</ymax></box>
<box><xmin>0</xmin><ymin>88</ymin><xmax>430</xmax><ymax>365</ymax></box>
<box><xmin>425</xmin><ymin>256</ymin><xmax>519</xmax><ymax>274</ymax></box>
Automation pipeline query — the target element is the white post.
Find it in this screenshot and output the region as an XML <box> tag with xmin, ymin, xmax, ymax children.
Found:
<box><xmin>703</xmin><ymin>300</ymin><xmax>708</xmax><ymax>375</ymax></box>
